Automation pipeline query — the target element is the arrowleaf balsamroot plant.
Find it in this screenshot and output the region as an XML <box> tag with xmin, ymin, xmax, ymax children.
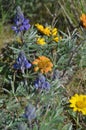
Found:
<box><xmin>0</xmin><ymin>5</ymin><xmax>86</xmax><ymax>130</ymax></box>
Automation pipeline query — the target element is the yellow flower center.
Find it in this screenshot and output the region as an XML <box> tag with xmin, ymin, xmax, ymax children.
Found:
<box><xmin>38</xmin><ymin>60</ymin><xmax>50</xmax><ymax>69</ymax></box>
<box><xmin>43</xmin><ymin>27</ymin><xmax>51</xmax><ymax>36</ymax></box>
<box><xmin>76</xmin><ymin>99</ymin><xmax>86</xmax><ymax>109</ymax></box>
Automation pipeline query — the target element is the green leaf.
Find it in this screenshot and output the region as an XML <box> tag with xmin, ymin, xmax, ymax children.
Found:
<box><xmin>62</xmin><ymin>123</ymin><xmax>73</xmax><ymax>130</ymax></box>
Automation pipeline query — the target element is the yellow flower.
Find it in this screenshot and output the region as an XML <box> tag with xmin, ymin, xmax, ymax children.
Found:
<box><xmin>43</xmin><ymin>27</ymin><xmax>51</xmax><ymax>36</ymax></box>
<box><xmin>52</xmin><ymin>28</ymin><xmax>58</xmax><ymax>36</ymax></box>
<box><xmin>53</xmin><ymin>37</ymin><xmax>59</xmax><ymax>42</ymax></box>
<box><xmin>80</xmin><ymin>13</ymin><xmax>86</xmax><ymax>28</ymax></box>
<box><xmin>37</xmin><ymin>37</ymin><xmax>46</xmax><ymax>45</ymax></box>
<box><xmin>69</xmin><ymin>94</ymin><xmax>86</xmax><ymax>115</ymax></box>
<box><xmin>35</xmin><ymin>23</ymin><xmax>51</xmax><ymax>36</ymax></box>
<box><xmin>35</xmin><ymin>23</ymin><xmax>44</xmax><ymax>32</ymax></box>
<box><xmin>32</xmin><ymin>56</ymin><xmax>53</xmax><ymax>74</ymax></box>
<box><xmin>35</xmin><ymin>23</ymin><xmax>61</xmax><ymax>41</ymax></box>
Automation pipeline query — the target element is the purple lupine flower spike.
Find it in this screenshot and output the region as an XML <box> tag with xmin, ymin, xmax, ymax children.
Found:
<box><xmin>34</xmin><ymin>74</ymin><xmax>51</xmax><ymax>91</ymax></box>
<box><xmin>14</xmin><ymin>51</ymin><xmax>31</xmax><ymax>73</ymax></box>
<box><xmin>23</xmin><ymin>104</ymin><xmax>36</xmax><ymax>122</ymax></box>
<box><xmin>12</xmin><ymin>6</ymin><xmax>31</xmax><ymax>33</ymax></box>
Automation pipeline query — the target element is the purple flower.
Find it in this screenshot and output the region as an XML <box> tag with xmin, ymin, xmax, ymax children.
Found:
<box><xmin>23</xmin><ymin>104</ymin><xmax>36</xmax><ymax>122</ymax></box>
<box><xmin>14</xmin><ymin>51</ymin><xmax>31</xmax><ymax>73</ymax></box>
<box><xmin>19</xmin><ymin>19</ymin><xmax>31</xmax><ymax>31</ymax></box>
<box><xmin>12</xmin><ymin>6</ymin><xmax>30</xmax><ymax>33</ymax></box>
<box><xmin>34</xmin><ymin>74</ymin><xmax>50</xmax><ymax>91</ymax></box>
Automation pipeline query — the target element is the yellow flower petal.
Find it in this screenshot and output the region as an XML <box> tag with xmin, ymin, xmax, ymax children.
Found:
<box><xmin>35</xmin><ymin>23</ymin><xmax>44</xmax><ymax>32</ymax></box>
<box><xmin>52</xmin><ymin>28</ymin><xmax>58</xmax><ymax>36</ymax></box>
<box><xmin>53</xmin><ymin>37</ymin><xmax>59</xmax><ymax>42</ymax></box>
<box><xmin>43</xmin><ymin>27</ymin><xmax>51</xmax><ymax>36</ymax></box>
<box><xmin>37</xmin><ymin>37</ymin><xmax>46</xmax><ymax>45</ymax></box>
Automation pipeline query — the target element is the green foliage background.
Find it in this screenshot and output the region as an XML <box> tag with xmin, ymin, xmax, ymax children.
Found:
<box><xmin>0</xmin><ymin>0</ymin><xmax>86</xmax><ymax>130</ymax></box>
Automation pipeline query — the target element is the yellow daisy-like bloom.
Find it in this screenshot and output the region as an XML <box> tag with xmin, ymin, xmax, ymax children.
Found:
<box><xmin>80</xmin><ymin>13</ymin><xmax>86</xmax><ymax>28</ymax></box>
<box><xmin>35</xmin><ymin>23</ymin><xmax>62</xmax><ymax>42</ymax></box>
<box><xmin>37</xmin><ymin>37</ymin><xmax>46</xmax><ymax>45</ymax></box>
<box><xmin>35</xmin><ymin>23</ymin><xmax>44</xmax><ymax>32</ymax></box>
<box><xmin>43</xmin><ymin>27</ymin><xmax>51</xmax><ymax>36</ymax></box>
<box><xmin>32</xmin><ymin>56</ymin><xmax>53</xmax><ymax>73</ymax></box>
<box><xmin>51</xmin><ymin>28</ymin><xmax>58</xmax><ymax>36</ymax></box>
<box><xmin>69</xmin><ymin>94</ymin><xmax>86</xmax><ymax>115</ymax></box>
